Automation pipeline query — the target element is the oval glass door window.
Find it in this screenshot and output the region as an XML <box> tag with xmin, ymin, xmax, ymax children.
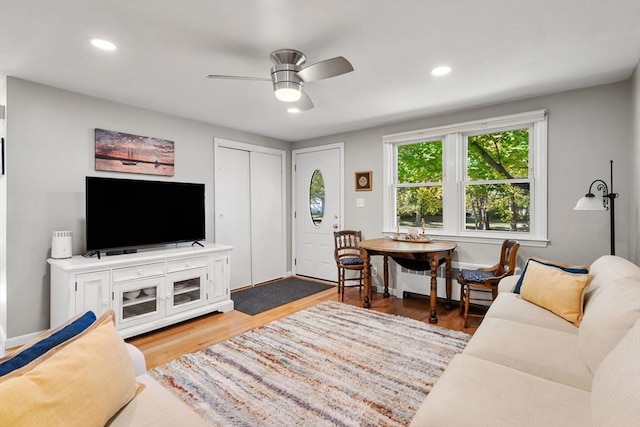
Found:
<box><xmin>309</xmin><ymin>169</ymin><xmax>325</xmax><ymax>227</ymax></box>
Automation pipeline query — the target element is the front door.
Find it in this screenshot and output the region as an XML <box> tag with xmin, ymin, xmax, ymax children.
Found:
<box><xmin>293</xmin><ymin>144</ymin><xmax>343</xmax><ymax>282</ymax></box>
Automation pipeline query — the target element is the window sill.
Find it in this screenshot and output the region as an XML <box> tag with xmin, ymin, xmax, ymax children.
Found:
<box><xmin>381</xmin><ymin>230</ymin><xmax>549</xmax><ymax>247</ymax></box>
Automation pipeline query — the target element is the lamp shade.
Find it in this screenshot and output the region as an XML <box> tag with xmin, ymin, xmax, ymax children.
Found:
<box><xmin>574</xmin><ymin>195</ymin><xmax>606</xmax><ymax>211</ymax></box>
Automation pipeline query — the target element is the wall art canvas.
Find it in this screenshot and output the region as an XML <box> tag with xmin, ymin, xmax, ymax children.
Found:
<box><xmin>95</xmin><ymin>129</ymin><xmax>175</xmax><ymax>176</ymax></box>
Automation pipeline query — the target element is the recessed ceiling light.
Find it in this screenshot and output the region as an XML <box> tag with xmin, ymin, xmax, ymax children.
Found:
<box><xmin>90</xmin><ymin>39</ymin><xmax>117</xmax><ymax>51</ymax></box>
<box><xmin>287</xmin><ymin>108</ymin><xmax>301</xmax><ymax>114</ymax></box>
<box><xmin>431</xmin><ymin>65</ymin><xmax>452</xmax><ymax>76</ymax></box>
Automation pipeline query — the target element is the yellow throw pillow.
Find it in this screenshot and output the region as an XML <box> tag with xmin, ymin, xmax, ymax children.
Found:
<box><xmin>519</xmin><ymin>260</ymin><xmax>592</xmax><ymax>326</ymax></box>
<box><xmin>0</xmin><ymin>311</ymin><xmax>143</xmax><ymax>427</ymax></box>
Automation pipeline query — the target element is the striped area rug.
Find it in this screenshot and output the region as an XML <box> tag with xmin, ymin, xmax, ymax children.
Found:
<box><xmin>149</xmin><ymin>301</ymin><xmax>470</xmax><ymax>426</ymax></box>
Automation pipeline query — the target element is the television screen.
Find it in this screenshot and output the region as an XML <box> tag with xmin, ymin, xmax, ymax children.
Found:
<box><xmin>86</xmin><ymin>177</ymin><xmax>205</xmax><ymax>252</ymax></box>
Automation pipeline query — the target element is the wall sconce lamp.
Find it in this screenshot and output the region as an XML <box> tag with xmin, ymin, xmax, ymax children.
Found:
<box><xmin>574</xmin><ymin>160</ymin><xmax>619</xmax><ymax>255</ymax></box>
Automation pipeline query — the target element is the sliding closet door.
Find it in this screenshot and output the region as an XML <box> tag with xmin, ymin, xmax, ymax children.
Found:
<box><xmin>214</xmin><ymin>138</ymin><xmax>286</xmax><ymax>290</ymax></box>
<box><xmin>250</xmin><ymin>151</ymin><xmax>284</xmax><ymax>284</ymax></box>
<box><xmin>215</xmin><ymin>146</ymin><xmax>252</xmax><ymax>289</ymax></box>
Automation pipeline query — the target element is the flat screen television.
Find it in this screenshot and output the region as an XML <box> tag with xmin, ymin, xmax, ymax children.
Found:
<box><xmin>86</xmin><ymin>177</ymin><xmax>205</xmax><ymax>253</ymax></box>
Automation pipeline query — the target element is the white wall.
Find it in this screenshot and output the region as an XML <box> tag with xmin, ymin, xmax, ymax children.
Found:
<box><xmin>2</xmin><ymin>77</ymin><xmax>289</xmax><ymax>343</ymax></box>
<box><xmin>293</xmin><ymin>81</ymin><xmax>635</xmax><ymax>272</ymax></box>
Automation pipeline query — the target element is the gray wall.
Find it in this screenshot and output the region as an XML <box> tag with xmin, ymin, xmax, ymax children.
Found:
<box><xmin>293</xmin><ymin>81</ymin><xmax>634</xmax><ymax>268</ymax></box>
<box><xmin>631</xmin><ymin>65</ymin><xmax>640</xmax><ymax>265</ymax></box>
<box><xmin>3</xmin><ymin>76</ymin><xmax>638</xmax><ymax>343</ymax></box>
<box><xmin>3</xmin><ymin>77</ymin><xmax>289</xmax><ymax>340</ymax></box>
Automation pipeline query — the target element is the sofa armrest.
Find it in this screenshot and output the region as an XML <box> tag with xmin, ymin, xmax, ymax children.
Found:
<box><xmin>498</xmin><ymin>275</ymin><xmax>520</xmax><ymax>293</ymax></box>
<box><xmin>126</xmin><ymin>343</ymin><xmax>147</xmax><ymax>376</ymax></box>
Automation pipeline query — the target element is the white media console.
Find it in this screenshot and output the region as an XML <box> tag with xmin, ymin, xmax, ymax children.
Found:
<box><xmin>48</xmin><ymin>242</ymin><xmax>234</xmax><ymax>338</ymax></box>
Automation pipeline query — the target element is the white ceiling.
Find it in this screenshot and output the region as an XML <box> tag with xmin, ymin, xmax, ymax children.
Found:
<box><xmin>1</xmin><ymin>1</ymin><xmax>639</xmax><ymax>142</ymax></box>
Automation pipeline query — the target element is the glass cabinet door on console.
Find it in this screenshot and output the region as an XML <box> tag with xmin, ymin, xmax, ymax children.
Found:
<box><xmin>166</xmin><ymin>267</ymin><xmax>208</xmax><ymax>316</ymax></box>
<box><xmin>114</xmin><ymin>277</ymin><xmax>165</xmax><ymax>329</ymax></box>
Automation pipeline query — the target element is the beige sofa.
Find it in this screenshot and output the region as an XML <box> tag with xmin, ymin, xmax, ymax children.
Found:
<box><xmin>108</xmin><ymin>344</ymin><xmax>209</xmax><ymax>427</ymax></box>
<box><xmin>411</xmin><ymin>255</ymin><xmax>640</xmax><ymax>427</ymax></box>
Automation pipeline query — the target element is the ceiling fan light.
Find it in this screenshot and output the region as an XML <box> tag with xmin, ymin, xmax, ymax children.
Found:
<box><xmin>431</xmin><ymin>65</ymin><xmax>452</xmax><ymax>76</ymax></box>
<box><xmin>90</xmin><ymin>38</ymin><xmax>117</xmax><ymax>51</ymax></box>
<box><xmin>274</xmin><ymin>82</ymin><xmax>302</xmax><ymax>102</ymax></box>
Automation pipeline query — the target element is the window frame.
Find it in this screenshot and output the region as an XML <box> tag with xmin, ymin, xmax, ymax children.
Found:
<box><xmin>382</xmin><ymin>110</ymin><xmax>548</xmax><ymax>247</ymax></box>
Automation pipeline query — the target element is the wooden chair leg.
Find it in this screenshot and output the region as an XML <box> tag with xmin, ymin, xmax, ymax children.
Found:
<box><xmin>459</xmin><ymin>284</ymin><xmax>464</xmax><ymax>313</ymax></box>
<box><xmin>463</xmin><ymin>285</ymin><xmax>470</xmax><ymax>328</ymax></box>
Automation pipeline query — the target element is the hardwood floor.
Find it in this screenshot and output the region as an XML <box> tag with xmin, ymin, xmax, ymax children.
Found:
<box><xmin>127</xmin><ymin>279</ymin><xmax>480</xmax><ymax>370</ymax></box>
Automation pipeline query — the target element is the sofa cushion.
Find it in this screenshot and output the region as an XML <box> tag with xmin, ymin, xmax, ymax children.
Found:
<box><xmin>519</xmin><ymin>260</ymin><xmax>592</xmax><ymax>326</ymax></box>
<box><xmin>584</xmin><ymin>255</ymin><xmax>640</xmax><ymax>308</ymax></box>
<box><xmin>579</xmin><ymin>277</ymin><xmax>640</xmax><ymax>374</ymax></box>
<box><xmin>486</xmin><ymin>293</ymin><xmax>579</xmax><ymax>334</ymax></box>
<box><xmin>0</xmin><ymin>310</ymin><xmax>142</xmax><ymax>427</ymax></box>
<box><xmin>410</xmin><ymin>354</ymin><xmax>592</xmax><ymax>427</ymax></box>
<box><xmin>514</xmin><ymin>257</ymin><xmax>589</xmax><ymax>294</ymax></box>
<box><xmin>591</xmin><ymin>320</ymin><xmax>640</xmax><ymax>427</ymax></box>
<box><xmin>498</xmin><ymin>274</ymin><xmax>519</xmax><ymax>293</ymax></box>
<box><xmin>107</xmin><ymin>374</ymin><xmax>210</xmax><ymax>427</ymax></box>
<box><xmin>0</xmin><ymin>311</ymin><xmax>96</xmax><ymax>376</ymax></box>
<box><xmin>462</xmin><ymin>317</ymin><xmax>592</xmax><ymax>390</ymax></box>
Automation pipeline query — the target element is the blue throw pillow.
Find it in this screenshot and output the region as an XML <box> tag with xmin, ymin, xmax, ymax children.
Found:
<box><xmin>513</xmin><ymin>258</ymin><xmax>590</xmax><ymax>294</ymax></box>
<box><xmin>341</xmin><ymin>257</ymin><xmax>363</xmax><ymax>266</ymax></box>
<box><xmin>0</xmin><ymin>311</ymin><xmax>97</xmax><ymax>376</ymax></box>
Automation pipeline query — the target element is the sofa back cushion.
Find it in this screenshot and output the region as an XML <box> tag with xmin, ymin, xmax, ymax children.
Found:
<box><xmin>583</xmin><ymin>255</ymin><xmax>640</xmax><ymax>309</ymax></box>
<box><xmin>579</xmin><ymin>276</ymin><xmax>640</xmax><ymax>373</ymax></box>
<box><xmin>591</xmin><ymin>319</ymin><xmax>640</xmax><ymax>426</ymax></box>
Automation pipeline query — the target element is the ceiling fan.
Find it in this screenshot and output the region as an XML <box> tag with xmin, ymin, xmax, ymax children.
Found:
<box><xmin>207</xmin><ymin>49</ymin><xmax>354</xmax><ymax>112</ymax></box>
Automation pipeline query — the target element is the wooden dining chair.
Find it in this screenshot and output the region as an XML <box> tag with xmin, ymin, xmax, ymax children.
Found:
<box><xmin>458</xmin><ymin>239</ymin><xmax>520</xmax><ymax>327</ymax></box>
<box><xmin>333</xmin><ymin>230</ymin><xmax>365</xmax><ymax>301</ymax></box>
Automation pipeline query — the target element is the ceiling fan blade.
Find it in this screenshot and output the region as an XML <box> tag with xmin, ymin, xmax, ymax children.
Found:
<box><xmin>291</xmin><ymin>92</ymin><xmax>314</xmax><ymax>112</ymax></box>
<box><xmin>206</xmin><ymin>74</ymin><xmax>271</xmax><ymax>82</ymax></box>
<box><xmin>297</xmin><ymin>56</ymin><xmax>353</xmax><ymax>82</ymax></box>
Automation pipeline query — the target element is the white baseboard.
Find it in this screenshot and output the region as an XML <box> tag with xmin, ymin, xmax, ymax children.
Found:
<box><xmin>0</xmin><ymin>325</ymin><xmax>6</xmax><ymax>357</ymax></box>
<box><xmin>4</xmin><ymin>329</ymin><xmax>46</xmax><ymax>351</ymax></box>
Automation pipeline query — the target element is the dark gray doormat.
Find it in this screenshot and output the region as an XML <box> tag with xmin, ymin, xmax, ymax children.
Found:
<box><xmin>231</xmin><ymin>277</ymin><xmax>334</xmax><ymax>315</ymax></box>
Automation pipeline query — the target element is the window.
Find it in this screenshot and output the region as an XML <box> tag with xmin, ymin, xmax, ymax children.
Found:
<box><xmin>383</xmin><ymin>110</ymin><xmax>548</xmax><ymax>245</ymax></box>
<box><xmin>396</xmin><ymin>140</ymin><xmax>443</xmax><ymax>229</ymax></box>
<box><xmin>464</xmin><ymin>128</ymin><xmax>530</xmax><ymax>232</ymax></box>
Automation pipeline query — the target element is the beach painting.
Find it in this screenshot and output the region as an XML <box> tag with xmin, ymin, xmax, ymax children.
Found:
<box><xmin>95</xmin><ymin>128</ymin><xmax>175</xmax><ymax>176</ymax></box>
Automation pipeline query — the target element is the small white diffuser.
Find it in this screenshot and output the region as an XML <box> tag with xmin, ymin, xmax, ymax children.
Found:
<box><xmin>51</xmin><ymin>231</ymin><xmax>73</xmax><ymax>259</ymax></box>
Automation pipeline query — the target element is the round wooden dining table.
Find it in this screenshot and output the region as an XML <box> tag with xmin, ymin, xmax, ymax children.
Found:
<box><xmin>358</xmin><ymin>238</ymin><xmax>457</xmax><ymax>323</ymax></box>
